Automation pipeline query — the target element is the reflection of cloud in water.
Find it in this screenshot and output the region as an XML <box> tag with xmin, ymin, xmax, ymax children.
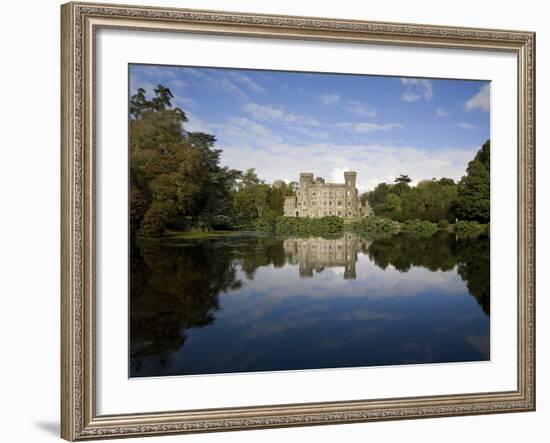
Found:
<box><xmin>216</xmin><ymin>251</ymin><xmax>468</xmax><ymax>338</ymax></box>
<box><xmin>131</xmin><ymin>233</ymin><xmax>490</xmax><ymax>376</ymax></box>
<box><xmin>231</xmin><ymin>254</ymin><xmax>467</xmax><ymax>301</ymax></box>
<box><xmin>335</xmin><ymin>309</ymin><xmax>402</xmax><ymax>321</ymax></box>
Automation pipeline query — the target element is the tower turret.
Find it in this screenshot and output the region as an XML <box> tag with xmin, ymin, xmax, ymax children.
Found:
<box><xmin>299</xmin><ymin>172</ymin><xmax>314</xmax><ymax>188</ymax></box>
<box><xmin>344</xmin><ymin>171</ymin><xmax>357</xmax><ymax>189</ymax></box>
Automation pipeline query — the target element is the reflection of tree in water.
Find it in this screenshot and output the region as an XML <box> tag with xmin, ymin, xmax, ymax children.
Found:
<box><xmin>455</xmin><ymin>237</ymin><xmax>490</xmax><ymax>315</ymax></box>
<box><xmin>130</xmin><ymin>232</ymin><xmax>490</xmax><ymax>375</ymax></box>
<box><xmin>366</xmin><ymin>232</ymin><xmax>490</xmax><ymax>315</ymax></box>
<box><xmin>130</xmin><ymin>240</ymin><xmax>241</xmax><ymax>373</ymax></box>
<box><xmin>367</xmin><ymin>232</ymin><xmax>457</xmax><ymax>272</ymax></box>
<box><xmin>235</xmin><ymin>237</ymin><xmax>287</xmax><ymax>280</ymax></box>
<box><xmin>130</xmin><ymin>236</ymin><xmax>288</xmax><ymax>374</ymax></box>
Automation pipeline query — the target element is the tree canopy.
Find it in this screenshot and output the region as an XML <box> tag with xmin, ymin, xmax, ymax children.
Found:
<box><xmin>455</xmin><ymin>140</ymin><xmax>490</xmax><ymax>223</ymax></box>
<box><xmin>130</xmin><ymin>85</ymin><xmax>240</xmax><ymax>236</ymax></box>
<box><xmin>367</xmin><ymin>140</ymin><xmax>490</xmax><ymax>224</ymax></box>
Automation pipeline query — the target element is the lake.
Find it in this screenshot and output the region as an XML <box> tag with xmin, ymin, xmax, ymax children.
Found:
<box><xmin>130</xmin><ymin>231</ymin><xmax>490</xmax><ymax>377</ymax></box>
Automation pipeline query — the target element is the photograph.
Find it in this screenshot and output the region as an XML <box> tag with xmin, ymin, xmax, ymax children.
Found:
<box><xmin>128</xmin><ymin>64</ymin><xmax>491</xmax><ymax>378</ymax></box>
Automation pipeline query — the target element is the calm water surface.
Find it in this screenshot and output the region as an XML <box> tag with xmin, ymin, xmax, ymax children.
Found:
<box><xmin>130</xmin><ymin>231</ymin><xmax>489</xmax><ymax>377</ymax></box>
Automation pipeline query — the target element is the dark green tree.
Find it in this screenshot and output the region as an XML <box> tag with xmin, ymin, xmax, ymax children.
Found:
<box><xmin>129</xmin><ymin>86</ymin><xmax>239</xmax><ymax>236</ymax></box>
<box><xmin>394</xmin><ymin>174</ymin><xmax>412</xmax><ymax>184</ymax></box>
<box><xmin>456</xmin><ymin>140</ymin><xmax>490</xmax><ymax>223</ymax></box>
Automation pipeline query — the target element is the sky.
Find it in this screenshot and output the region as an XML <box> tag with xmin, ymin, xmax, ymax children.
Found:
<box><xmin>130</xmin><ymin>64</ymin><xmax>490</xmax><ymax>192</ymax></box>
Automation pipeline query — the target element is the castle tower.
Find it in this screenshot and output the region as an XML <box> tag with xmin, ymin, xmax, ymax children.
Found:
<box><xmin>344</xmin><ymin>171</ymin><xmax>357</xmax><ymax>189</ymax></box>
<box><xmin>299</xmin><ymin>172</ymin><xmax>314</xmax><ymax>188</ymax></box>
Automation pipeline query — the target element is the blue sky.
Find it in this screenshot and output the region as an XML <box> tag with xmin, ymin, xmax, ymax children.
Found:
<box><xmin>130</xmin><ymin>64</ymin><xmax>490</xmax><ymax>192</ymax></box>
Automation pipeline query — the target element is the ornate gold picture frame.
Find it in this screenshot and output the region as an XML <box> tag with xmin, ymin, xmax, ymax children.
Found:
<box><xmin>61</xmin><ymin>1</ymin><xmax>535</xmax><ymax>440</ymax></box>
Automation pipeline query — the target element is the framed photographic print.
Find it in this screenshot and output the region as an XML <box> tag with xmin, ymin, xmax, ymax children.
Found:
<box><xmin>61</xmin><ymin>1</ymin><xmax>536</xmax><ymax>440</ymax></box>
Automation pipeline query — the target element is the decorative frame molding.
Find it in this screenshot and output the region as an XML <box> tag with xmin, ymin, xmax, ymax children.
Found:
<box><xmin>61</xmin><ymin>2</ymin><xmax>536</xmax><ymax>440</ymax></box>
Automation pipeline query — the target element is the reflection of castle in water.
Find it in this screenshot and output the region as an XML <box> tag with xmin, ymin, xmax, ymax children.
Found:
<box><xmin>283</xmin><ymin>233</ymin><xmax>370</xmax><ymax>279</ymax></box>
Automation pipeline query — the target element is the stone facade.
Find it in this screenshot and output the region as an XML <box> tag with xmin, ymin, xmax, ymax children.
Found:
<box><xmin>284</xmin><ymin>171</ymin><xmax>370</xmax><ymax>218</ymax></box>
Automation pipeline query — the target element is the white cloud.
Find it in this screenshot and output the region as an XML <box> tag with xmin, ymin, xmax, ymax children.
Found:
<box><xmin>185</xmin><ymin>112</ymin><xmax>476</xmax><ymax>194</ymax></box>
<box><xmin>242</xmin><ymin>102</ymin><xmax>319</xmax><ymax>126</ymax></box>
<box><xmin>334</xmin><ymin>122</ymin><xmax>403</xmax><ymax>134</ymax></box>
<box><xmin>165</xmin><ymin>78</ymin><xmax>187</xmax><ymax>91</ymax></box>
<box><xmin>458</xmin><ymin>122</ymin><xmax>476</xmax><ymax>130</ymax></box>
<box><xmin>401</xmin><ymin>78</ymin><xmax>433</xmax><ymax>102</ymax></box>
<box><xmin>217</xmin><ymin>138</ymin><xmax>476</xmax><ymax>193</ymax></box>
<box><xmin>288</xmin><ymin>126</ymin><xmax>330</xmax><ymax>140</ymax></box>
<box><xmin>465</xmin><ymin>83</ymin><xmax>490</xmax><ymax>112</ymax></box>
<box><xmin>177</xmin><ymin>68</ymin><xmax>250</xmax><ymax>100</ymax></box>
<box><xmin>226</xmin><ymin>72</ymin><xmax>266</xmax><ymax>93</ymax></box>
<box><xmin>320</xmin><ymin>94</ymin><xmax>341</xmax><ymax>105</ymax></box>
<box><xmin>345</xmin><ymin>101</ymin><xmax>377</xmax><ymax>117</ymax></box>
<box><xmin>320</xmin><ymin>95</ymin><xmax>377</xmax><ymax>117</ymax></box>
<box><xmin>436</xmin><ymin>107</ymin><xmax>450</xmax><ymax>117</ymax></box>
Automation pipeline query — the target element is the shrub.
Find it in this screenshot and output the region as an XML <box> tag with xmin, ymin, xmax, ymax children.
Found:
<box><xmin>254</xmin><ymin>216</ymin><xmax>276</xmax><ymax>232</ymax></box>
<box><xmin>351</xmin><ymin>216</ymin><xmax>399</xmax><ymax>238</ymax></box>
<box><xmin>437</xmin><ymin>219</ymin><xmax>450</xmax><ymax>229</ymax></box>
<box><xmin>400</xmin><ymin>219</ymin><xmax>438</xmax><ymax>237</ymax></box>
<box><xmin>455</xmin><ymin>220</ymin><xmax>489</xmax><ymax>237</ymax></box>
<box><xmin>274</xmin><ymin>216</ymin><xmax>343</xmax><ymax>236</ymax></box>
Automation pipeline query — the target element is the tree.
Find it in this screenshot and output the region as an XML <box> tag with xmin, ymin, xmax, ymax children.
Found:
<box><xmin>394</xmin><ymin>174</ymin><xmax>412</xmax><ymax>184</ymax></box>
<box><xmin>130</xmin><ymin>85</ymin><xmax>187</xmax><ymax>122</ymax></box>
<box><xmin>231</xmin><ymin>169</ymin><xmax>271</xmax><ymax>220</ymax></box>
<box><xmin>151</xmin><ymin>85</ymin><xmax>174</xmax><ymax>110</ymax></box>
<box><xmin>129</xmin><ymin>88</ymin><xmax>149</xmax><ymax>119</ymax></box>
<box><xmin>129</xmin><ymin>85</ymin><xmax>239</xmax><ymax>236</ymax></box>
<box><xmin>392</xmin><ymin>174</ymin><xmax>412</xmax><ymax>196</ymax></box>
<box><xmin>455</xmin><ymin>140</ymin><xmax>490</xmax><ymax>223</ymax></box>
<box><xmin>368</xmin><ymin>183</ymin><xmax>391</xmax><ymax>213</ymax></box>
<box><xmin>359</xmin><ymin>192</ymin><xmax>370</xmax><ymax>206</ymax></box>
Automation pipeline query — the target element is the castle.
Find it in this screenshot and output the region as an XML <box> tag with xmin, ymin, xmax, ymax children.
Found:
<box><xmin>283</xmin><ymin>171</ymin><xmax>370</xmax><ymax>218</ymax></box>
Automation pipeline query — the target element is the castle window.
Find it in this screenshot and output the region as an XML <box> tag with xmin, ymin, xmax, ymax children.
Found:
<box><xmin>347</xmin><ymin>211</ymin><xmax>352</xmax><ymax>216</ymax></box>
<box><xmin>337</xmin><ymin>211</ymin><xmax>342</xmax><ymax>216</ymax></box>
<box><xmin>337</xmin><ymin>200</ymin><xmax>342</xmax><ymax>206</ymax></box>
<box><xmin>298</xmin><ymin>202</ymin><xmax>301</xmax><ymax>206</ymax></box>
<box><xmin>324</xmin><ymin>201</ymin><xmax>327</xmax><ymax>206</ymax></box>
<box><xmin>329</xmin><ymin>201</ymin><xmax>332</xmax><ymax>206</ymax></box>
<box><xmin>347</xmin><ymin>190</ymin><xmax>351</xmax><ymax>196</ymax></box>
<box><xmin>347</xmin><ymin>201</ymin><xmax>351</xmax><ymax>206</ymax></box>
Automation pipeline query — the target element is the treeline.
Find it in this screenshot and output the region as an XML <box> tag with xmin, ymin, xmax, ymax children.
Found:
<box><xmin>365</xmin><ymin>140</ymin><xmax>490</xmax><ymax>224</ymax></box>
<box><xmin>129</xmin><ymin>85</ymin><xmax>292</xmax><ymax>237</ymax></box>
